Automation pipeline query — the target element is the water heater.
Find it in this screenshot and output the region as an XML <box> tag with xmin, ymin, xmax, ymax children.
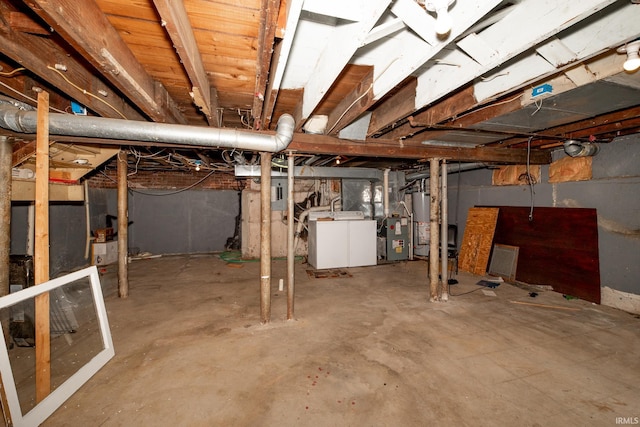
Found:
<box><xmin>412</xmin><ymin>192</ymin><xmax>430</xmax><ymax>256</ymax></box>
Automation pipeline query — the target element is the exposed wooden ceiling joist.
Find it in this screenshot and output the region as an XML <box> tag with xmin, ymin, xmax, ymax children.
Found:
<box><xmin>252</xmin><ymin>0</ymin><xmax>282</xmax><ymax>130</ymax></box>
<box><xmin>0</xmin><ymin>10</ymin><xmax>144</xmax><ymax>120</ymax></box>
<box><xmin>22</xmin><ymin>0</ymin><xmax>187</xmax><ymax>124</ymax></box>
<box><xmin>288</xmin><ymin>133</ymin><xmax>551</xmax><ymax>164</ymax></box>
<box><xmin>327</xmin><ymin>0</ymin><xmax>503</xmax><ymax>135</ymax></box>
<box><xmin>152</xmin><ymin>0</ymin><xmax>218</xmax><ymax>126</ymax></box>
<box><xmin>293</xmin><ymin>0</ymin><xmax>391</xmax><ymax>130</ymax></box>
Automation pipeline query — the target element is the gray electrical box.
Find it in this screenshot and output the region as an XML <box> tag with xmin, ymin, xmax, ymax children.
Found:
<box><xmin>271</xmin><ymin>178</ymin><xmax>287</xmax><ymax>211</ymax></box>
<box><xmin>384</xmin><ymin>217</ymin><xmax>409</xmax><ymax>261</ymax></box>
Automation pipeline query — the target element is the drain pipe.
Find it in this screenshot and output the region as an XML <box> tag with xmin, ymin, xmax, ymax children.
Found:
<box><xmin>293</xmin><ymin>199</ymin><xmax>341</xmax><ymax>250</ymax></box>
<box><xmin>0</xmin><ymin>102</ymin><xmax>295</xmax><ymax>152</ymax></box>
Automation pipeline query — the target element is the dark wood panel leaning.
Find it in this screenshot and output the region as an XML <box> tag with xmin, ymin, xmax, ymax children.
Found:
<box><xmin>491</xmin><ymin>206</ymin><xmax>601</xmax><ymax>304</ymax></box>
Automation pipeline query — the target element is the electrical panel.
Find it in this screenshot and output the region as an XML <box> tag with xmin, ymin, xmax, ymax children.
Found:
<box><xmin>271</xmin><ymin>178</ymin><xmax>287</xmax><ymax>211</ymax></box>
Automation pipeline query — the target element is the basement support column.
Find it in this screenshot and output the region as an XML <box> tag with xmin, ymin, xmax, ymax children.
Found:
<box><xmin>0</xmin><ymin>137</ymin><xmax>12</xmax><ymax>300</ymax></box>
<box><xmin>286</xmin><ymin>151</ymin><xmax>295</xmax><ymax>320</ymax></box>
<box><xmin>117</xmin><ymin>151</ymin><xmax>129</xmax><ymax>298</ymax></box>
<box><xmin>35</xmin><ymin>91</ymin><xmax>50</xmax><ymax>402</ymax></box>
<box><xmin>440</xmin><ymin>160</ymin><xmax>449</xmax><ymax>302</ymax></box>
<box><xmin>429</xmin><ymin>158</ymin><xmax>440</xmax><ymax>302</ymax></box>
<box><xmin>260</xmin><ymin>152</ymin><xmax>272</xmax><ymax>323</ymax></box>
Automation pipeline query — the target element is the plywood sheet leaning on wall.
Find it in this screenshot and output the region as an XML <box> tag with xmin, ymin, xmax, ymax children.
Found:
<box><xmin>459</xmin><ymin>207</ymin><xmax>499</xmax><ymax>275</ymax></box>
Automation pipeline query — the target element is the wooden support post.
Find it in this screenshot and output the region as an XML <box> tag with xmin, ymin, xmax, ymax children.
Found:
<box><xmin>440</xmin><ymin>160</ymin><xmax>449</xmax><ymax>301</ymax></box>
<box><xmin>0</xmin><ymin>137</ymin><xmax>12</xmax><ymax>376</ymax></box>
<box><xmin>429</xmin><ymin>158</ymin><xmax>440</xmax><ymax>302</ymax></box>
<box><xmin>0</xmin><ymin>137</ymin><xmax>12</xmax><ymax>299</ymax></box>
<box><xmin>34</xmin><ymin>91</ymin><xmax>50</xmax><ymax>402</ymax></box>
<box><xmin>286</xmin><ymin>152</ymin><xmax>295</xmax><ymax>320</ymax></box>
<box><xmin>117</xmin><ymin>151</ymin><xmax>129</xmax><ymax>298</ymax></box>
<box><xmin>260</xmin><ymin>152</ymin><xmax>272</xmax><ymax>324</ymax></box>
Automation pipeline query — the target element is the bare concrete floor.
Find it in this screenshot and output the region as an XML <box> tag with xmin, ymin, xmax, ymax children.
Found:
<box><xmin>43</xmin><ymin>254</ymin><xmax>640</xmax><ymax>426</ymax></box>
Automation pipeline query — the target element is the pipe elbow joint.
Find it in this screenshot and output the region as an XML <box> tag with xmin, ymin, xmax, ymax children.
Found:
<box><xmin>273</xmin><ymin>114</ymin><xmax>295</xmax><ymax>152</ymax></box>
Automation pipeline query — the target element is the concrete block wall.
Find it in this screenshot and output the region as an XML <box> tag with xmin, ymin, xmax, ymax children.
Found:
<box><xmin>87</xmin><ymin>169</ymin><xmax>245</xmax><ymax>256</ymax></box>
<box><xmin>446</xmin><ymin>134</ymin><xmax>640</xmax><ymax>313</ymax></box>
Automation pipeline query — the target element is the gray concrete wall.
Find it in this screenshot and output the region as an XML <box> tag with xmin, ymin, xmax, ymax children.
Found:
<box><xmin>10</xmin><ymin>188</ymin><xmax>240</xmax><ymax>277</ymax></box>
<box><xmin>10</xmin><ymin>202</ymin><xmax>88</xmax><ymax>278</ymax></box>
<box><xmin>446</xmin><ymin>134</ymin><xmax>640</xmax><ymax>296</ymax></box>
<box><xmin>125</xmin><ymin>189</ymin><xmax>239</xmax><ymax>255</ymax></box>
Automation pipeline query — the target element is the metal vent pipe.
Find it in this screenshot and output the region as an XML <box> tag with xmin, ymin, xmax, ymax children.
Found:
<box><xmin>0</xmin><ymin>102</ymin><xmax>295</xmax><ymax>152</ymax></box>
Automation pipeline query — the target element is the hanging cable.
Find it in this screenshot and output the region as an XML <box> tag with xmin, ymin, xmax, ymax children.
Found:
<box><xmin>0</xmin><ymin>80</ymin><xmax>67</xmax><ymax>114</ymax></box>
<box><xmin>47</xmin><ymin>66</ymin><xmax>127</xmax><ymax>119</ymax></box>
<box><xmin>526</xmin><ymin>136</ymin><xmax>535</xmax><ymax>221</ymax></box>
<box><xmin>100</xmin><ymin>169</ymin><xmax>216</xmax><ymax>196</ymax></box>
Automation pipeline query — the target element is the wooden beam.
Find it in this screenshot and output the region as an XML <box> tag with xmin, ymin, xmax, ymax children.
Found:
<box><xmin>497</xmin><ymin>105</ymin><xmax>640</xmax><ymax>148</ymax></box>
<box><xmin>22</xmin><ymin>0</ymin><xmax>186</xmax><ymax>124</ymax></box>
<box><xmin>8</xmin><ymin>11</ymin><xmax>49</xmax><ymax>35</ymax></box>
<box><xmin>152</xmin><ymin>0</ymin><xmax>217</xmax><ymax>126</ymax></box>
<box><xmin>11</xmin><ymin>181</ymin><xmax>85</xmax><ymax>201</ymax></box>
<box><xmin>0</xmin><ymin>137</ymin><xmax>12</xmax><ymax>300</ymax></box>
<box><xmin>288</xmin><ymin>133</ymin><xmax>551</xmax><ymax>164</ymax></box>
<box><xmin>382</xmin><ymin>86</ymin><xmax>478</xmax><ymax>140</ymax></box>
<box><xmin>0</xmin><ymin>28</ymin><xmax>144</xmax><ymax>120</ymax></box>
<box><xmin>326</xmin><ymin>67</ymin><xmax>374</xmax><ymax>135</ymax></box>
<box><xmin>11</xmin><ymin>140</ymin><xmax>36</xmax><ymax>167</ymax></box>
<box><xmin>297</xmin><ymin>0</ymin><xmax>390</xmax><ymax>124</ymax></box>
<box><xmin>117</xmin><ymin>151</ymin><xmax>129</xmax><ymax>298</ymax></box>
<box><xmin>34</xmin><ymin>91</ymin><xmax>50</xmax><ymax>403</ymax></box>
<box><xmin>262</xmin><ymin>0</ymin><xmax>304</xmax><ymax>127</ymax></box>
<box><xmin>367</xmin><ymin>78</ymin><xmax>417</xmax><ymax>136</ymax></box>
<box><xmin>252</xmin><ymin>0</ymin><xmax>282</xmax><ymax>130</ymax></box>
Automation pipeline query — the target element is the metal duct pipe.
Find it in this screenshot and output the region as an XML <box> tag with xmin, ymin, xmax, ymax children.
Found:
<box><xmin>405</xmin><ymin>162</ymin><xmax>486</xmax><ymax>181</ymax></box>
<box><xmin>563</xmin><ymin>139</ymin><xmax>599</xmax><ymax>157</ymax></box>
<box><xmin>0</xmin><ymin>103</ymin><xmax>295</xmax><ymax>153</ymax></box>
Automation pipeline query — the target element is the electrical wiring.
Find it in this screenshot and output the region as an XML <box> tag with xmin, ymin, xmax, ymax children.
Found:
<box><xmin>0</xmin><ymin>67</ymin><xmax>26</xmax><ymax>77</ymax></box>
<box><xmin>100</xmin><ymin>169</ymin><xmax>216</xmax><ymax>196</ymax></box>
<box><xmin>452</xmin><ymin>93</ymin><xmax>521</xmax><ymax>122</ymax></box>
<box><xmin>326</xmin><ymin>57</ymin><xmax>400</xmax><ymax>135</ymax></box>
<box><xmin>526</xmin><ymin>136</ymin><xmax>535</xmax><ymax>221</ymax></box>
<box><xmin>449</xmin><ymin>286</ymin><xmax>487</xmax><ymax>297</ymax></box>
<box><xmin>0</xmin><ymin>80</ymin><xmax>67</xmax><ymax>114</ymax></box>
<box><xmin>46</xmin><ymin>65</ymin><xmax>127</xmax><ymax>119</ymax></box>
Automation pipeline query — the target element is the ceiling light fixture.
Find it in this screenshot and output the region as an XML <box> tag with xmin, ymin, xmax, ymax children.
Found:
<box><xmin>419</xmin><ymin>0</ymin><xmax>455</xmax><ymax>36</ymax></box>
<box><xmin>617</xmin><ymin>40</ymin><xmax>640</xmax><ymax>72</ymax></box>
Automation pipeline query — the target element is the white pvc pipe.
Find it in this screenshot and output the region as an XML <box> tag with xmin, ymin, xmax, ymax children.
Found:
<box><xmin>293</xmin><ymin>203</ymin><xmax>339</xmax><ymax>250</ymax></box>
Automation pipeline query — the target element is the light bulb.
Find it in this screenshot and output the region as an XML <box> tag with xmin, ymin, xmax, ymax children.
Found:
<box><xmin>618</xmin><ymin>41</ymin><xmax>640</xmax><ymax>72</ymax></box>
<box><xmin>623</xmin><ymin>51</ymin><xmax>640</xmax><ymax>72</ymax></box>
<box><xmin>434</xmin><ymin>7</ymin><xmax>452</xmax><ymax>35</ymax></box>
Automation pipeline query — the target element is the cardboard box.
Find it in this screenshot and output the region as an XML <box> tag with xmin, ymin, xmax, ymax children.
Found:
<box><xmin>95</xmin><ymin>228</ymin><xmax>114</xmax><ymax>243</ymax></box>
<box><xmin>92</xmin><ymin>240</ymin><xmax>118</xmax><ymax>266</ymax></box>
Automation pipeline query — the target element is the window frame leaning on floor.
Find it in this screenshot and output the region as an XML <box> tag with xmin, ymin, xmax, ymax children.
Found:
<box><xmin>0</xmin><ymin>266</ymin><xmax>115</xmax><ymax>427</ymax></box>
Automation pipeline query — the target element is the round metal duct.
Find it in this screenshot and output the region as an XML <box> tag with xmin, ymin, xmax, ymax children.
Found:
<box><xmin>563</xmin><ymin>139</ymin><xmax>599</xmax><ymax>157</ymax></box>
